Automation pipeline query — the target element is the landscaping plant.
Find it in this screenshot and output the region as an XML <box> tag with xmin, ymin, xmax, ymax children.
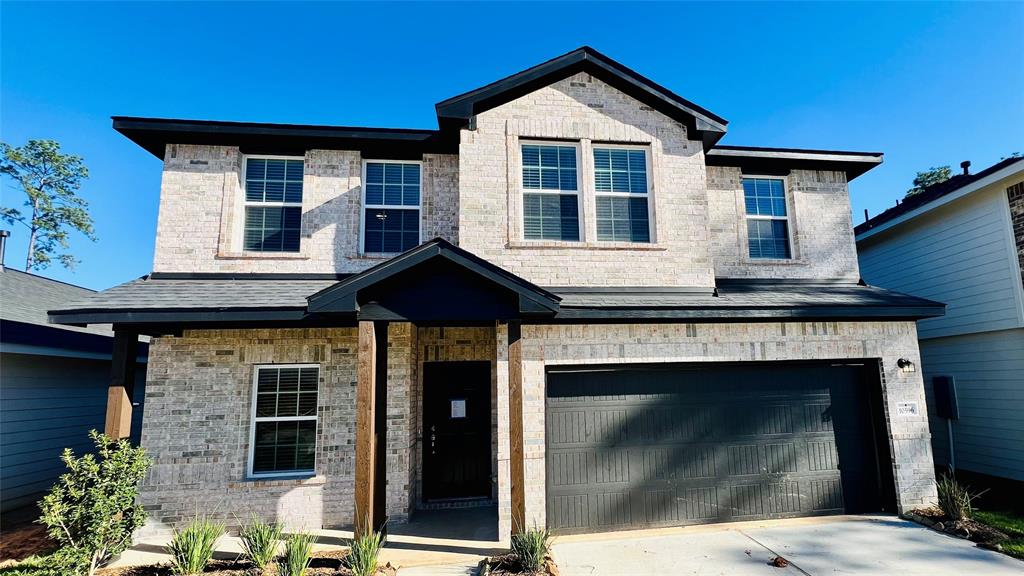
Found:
<box><xmin>936</xmin><ymin>473</ymin><xmax>975</xmax><ymax>521</ymax></box>
<box><xmin>167</xmin><ymin>516</ymin><xmax>224</xmax><ymax>575</ymax></box>
<box><xmin>37</xmin><ymin>430</ymin><xmax>150</xmax><ymax>576</ymax></box>
<box><xmin>510</xmin><ymin>525</ymin><xmax>552</xmax><ymax>573</ymax></box>
<box><xmin>345</xmin><ymin>528</ymin><xmax>385</xmax><ymax>576</ymax></box>
<box><xmin>238</xmin><ymin>514</ymin><xmax>283</xmax><ymax>571</ymax></box>
<box><xmin>277</xmin><ymin>532</ymin><xmax>317</xmax><ymax>576</ymax></box>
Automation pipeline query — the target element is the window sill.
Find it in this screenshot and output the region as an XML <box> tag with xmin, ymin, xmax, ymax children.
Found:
<box><xmin>216</xmin><ymin>252</ymin><xmax>310</xmax><ymax>261</ymax></box>
<box><xmin>357</xmin><ymin>252</ymin><xmax>402</xmax><ymax>260</ymax></box>
<box><xmin>507</xmin><ymin>241</ymin><xmax>666</xmax><ymax>251</ymax></box>
<box><xmin>230</xmin><ymin>474</ymin><xmax>324</xmax><ymax>488</ymax></box>
<box><xmin>742</xmin><ymin>258</ymin><xmax>807</xmax><ymax>265</ymax></box>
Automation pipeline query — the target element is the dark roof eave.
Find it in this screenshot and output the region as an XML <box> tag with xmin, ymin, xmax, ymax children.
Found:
<box><xmin>554</xmin><ymin>304</ymin><xmax>945</xmax><ymax>320</ymax></box>
<box><xmin>706</xmin><ymin>147</ymin><xmax>884</xmax><ymax>181</ymax></box>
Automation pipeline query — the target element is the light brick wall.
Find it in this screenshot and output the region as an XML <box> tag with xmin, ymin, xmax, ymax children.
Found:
<box><xmin>494</xmin><ymin>321</ymin><xmax>937</xmax><ymax>538</ymax></box>
<box><xmin>152</xmin><ymin>145</ymin><xmax>458</xmax><ymax>274</ymax></box>
<box><xmin>138</xmin><ymin>328</ymin><xmax>359</xmax><ymax>534</ymax></box>
<box><xmin>457</xmin><ymin>72</ymin><xmax>715</xmax><ymax>287</ymax></box>
<box><xmin>707</xmin><ymin>166</ymin><xmax>861</xmax><ymax>280</ymax></box>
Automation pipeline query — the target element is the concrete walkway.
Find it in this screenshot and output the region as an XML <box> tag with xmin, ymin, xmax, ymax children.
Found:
<box><xmin>551</xmin><ymin>515</ymin><xmax>1024</xmax><ymax>575</ymax></box>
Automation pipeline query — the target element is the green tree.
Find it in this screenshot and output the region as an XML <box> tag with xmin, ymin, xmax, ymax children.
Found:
<box><xmin>905</xmin><ymin>165</ymin><xmax>952</xmax><ymax>197</ymax></box>
<box><xmin>38</xmin><ymin>431</ymin><xmax>150</xmax><ymax>576</ymax></box>
<box><xmin>0</xmin><ymin>139</ymin><xmax>94</xmax><ymax>270</ymax></box>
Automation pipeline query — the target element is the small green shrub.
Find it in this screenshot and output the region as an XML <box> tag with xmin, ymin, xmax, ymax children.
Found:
<box><xmin>277</xmin><ymin>532</ymin><xmax>316</xmax><ymax>576</ymax></box>
<box><xmin>345</xmin><ymin>529</ymin><xmax>385</xmax><ymax>576</ymax></box>
<box><xmin>167</xmin><ymin>516</ymin><xmax>224</xmax><ymax>575</ymax></box>
<box><xmin>936</xmin><ymin>473</ymin><xmax>975</xmax><ymax>521</ymax></box>
<box><xmin>239</xmin><ymin>514</ymin><xmax>283</xmax><ymax>571</ymax></box>
<box><xmin>37</xmin><ymin>430</ymin><xmax>150</xmax><ymax>576</ymax></box>
<box><xmin>511</xmin><ymin>526</ymin><xmax>551</xmax><ymax>573</ymax></box>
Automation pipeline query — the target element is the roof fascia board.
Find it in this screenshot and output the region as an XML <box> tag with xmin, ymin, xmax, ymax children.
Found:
<box><xmin>856</xmin><ymin>162</ymin><xmax>1024</xmax><ymax>241</ymax></box>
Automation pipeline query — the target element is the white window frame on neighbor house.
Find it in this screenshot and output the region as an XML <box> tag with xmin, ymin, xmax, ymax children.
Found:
<box><xmin>741</xmin><ymin>174</ymin><xmax>795</xmax><ymax>260</ymax></box>
<box><xmin>518</xmin><ymin>140</ymin><xmax>584</xmax><ymax>242</ymax></box>
<box><xmin>239</xmin><ymin>154</ymin><xmax>306</xmax><ymax>253</ymax></box>
<box><xmin>360</xmin><ymin>159</ymin><xmax>423</xmax><ymax>255</ymax></box>
<box><xmin>591</xmin><ymin>143</ymin><xmax>654</xmax><ymax>243</ymax></box>
<box><xmin>247</xmin><ymin>363</ymin><xmax>320</xmax><ymax>479</ymax></box>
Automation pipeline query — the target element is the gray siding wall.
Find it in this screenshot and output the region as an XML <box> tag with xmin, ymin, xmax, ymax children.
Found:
<box><xmin>920</xmin><ymin>329</ymin><xmax>1024</xmax><ymax>481</ymax></box>
<box><xmin>857</xmin><ymin>185</ymin><xmax>1024</xmax><ymax>339</ymax></box>
<box><xmin>0</xmin><ymin>353</ymin><xmax>146</xmax><ymax>517</ymax></box>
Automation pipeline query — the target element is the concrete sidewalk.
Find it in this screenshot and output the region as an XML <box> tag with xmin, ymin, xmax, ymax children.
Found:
<box><xmin>551</xmin><ymin>515</ymin><xmax>1024</xmax><ymax>575</ymax></box>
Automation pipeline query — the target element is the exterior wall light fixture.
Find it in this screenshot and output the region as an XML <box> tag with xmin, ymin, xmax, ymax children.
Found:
<box><xmin>897</xmin><ymin>358</ymin><xmax>916</xmax><ymax>373</ymax></box>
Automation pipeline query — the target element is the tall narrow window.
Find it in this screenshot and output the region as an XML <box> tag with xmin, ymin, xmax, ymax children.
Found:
<box><xmin>243</xmin><ymin>157</ymin><xmax>304</xmax><ymax>252</ymax></box>
<box><xmin>363</xmin><ymin>161</ymin><xmax>421</xmax><ymax>253</ymax></box>
<box><xmin>593</xmin><ymin>147</ymin><xmax>650</xmax><ymax>242</ymax></box>
<box><xmin>521</xmin><ymin>144</ymin><xmax>580</xmax><ymax>241</ymax></box>
<box><xmin>249</xmin><ymin>365</ymin><xmax>319</xmax><ymax>477</ymax></box>
<box><xmin>743</xmin><ymin>177</ymin><xmax>791</xmax><ymax>259</ymax></box>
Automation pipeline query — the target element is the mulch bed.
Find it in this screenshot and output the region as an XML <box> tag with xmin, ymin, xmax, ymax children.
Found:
<box><xmin>478</xmin><ymin>554</ymin><xmax>558</xmax><ymax>576</ymax></box>
<box><xmin>906</xmin><ymin>507</ymin><xmax>1010</xmax><ymax>551</ymax></box>
<box><xmin>0</xmin><ymin>525</ymin><xmax>56</xmax><ymax>562</ymax></box>
<box><xmin>93</xmin><ymin>551</ymin><xmax>395</xmax><ymax>576</ymax></box>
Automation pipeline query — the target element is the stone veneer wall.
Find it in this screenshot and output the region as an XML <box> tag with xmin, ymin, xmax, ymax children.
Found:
<box><xmin>1008</xmin><ymin>181</ymin><xmax>1024</xmax><ymax>283</ymax></box>
<box><xmin>494</xmin><ymin>321</ymin><xmax>937</xmax><ymax>539</ymax></box>
<box><xmin>706</xmin><ymin>166</ymin><xmax>860</xmax><ymax>280</ymax></box>
<box><xmin>139</xmin><ymin>328</ymin><xmax>359</xmax><ymax>534</ymax></box>
<box><xmin>152</xmin><ymin>145</ymin><xmax>458</xmax><ymax>274</ymax></box>
<box><xmin>457</xmin><ymin>72</ymin><xmax>715</xmax><ymax>288</ymax></box>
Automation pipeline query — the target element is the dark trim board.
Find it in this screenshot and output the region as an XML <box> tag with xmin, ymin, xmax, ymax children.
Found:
<box><xmin>550</xmin><ymin>306</ymin><xmax>945</xmax><ymax>321</ymax></box>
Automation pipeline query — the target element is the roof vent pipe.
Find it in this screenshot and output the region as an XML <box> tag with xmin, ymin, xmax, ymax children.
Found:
<box><xmin>864</xmin><ymin>209</ymin><xmax>869</xmax><ymax>222</ymax></box>
<box><xmin>961</xmin><ymin>160</ymin><xmax>971</xmax><ymax>175</ymax></box>
<box><xmin>0</xmin><ymin>230</ymin><xmax>9</xmax><ymax>268</ymax></box>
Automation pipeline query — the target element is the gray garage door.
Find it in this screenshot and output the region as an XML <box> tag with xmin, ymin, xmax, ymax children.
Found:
<box><xmin>545</xmin><ymin>363</ymin><xmax>888</xmax><ymax>533</ymax></box>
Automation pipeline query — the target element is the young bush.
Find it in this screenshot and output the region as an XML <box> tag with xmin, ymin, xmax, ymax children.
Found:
<box><xmin>511</xmin><ymin>526</ymin><xmax>552</xmax><ymax>573</ymax></box>
<box><xmin>167</xmin><ymin>516</ymin><xmax>224</xmax><ymax>575</ymax></box>
<box><xmin>936</xmin><ymin>473</ymin><xmax>976</xmax><ymax>521</ymax></box>
<box><xmin>238</xmin><ymin>514</ymin><xmax>283</xmax><ymax>571</ymax></box>
<box><xmin>344</xmin><ymin>529</ymin><xmax>385</xmax><ymax>576</ymax></box>
<box><xmin>277</xmin><ymin>532</ymin><xmax>317</xmax><ymax>576</ymax></box>
<box><xmin>37</xmin><ymin>430</ymin><xmax>150</xmax><ymax>576</ymax></box>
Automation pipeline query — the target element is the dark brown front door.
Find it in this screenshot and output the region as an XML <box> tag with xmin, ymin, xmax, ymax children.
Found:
<box><xmin>423</xmin><ymin>361</ymin><xmax>491</xmax><ymax>500</ymax></box>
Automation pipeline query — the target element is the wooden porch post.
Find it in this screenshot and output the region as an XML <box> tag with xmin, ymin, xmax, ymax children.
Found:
<box><xmin>354</xmin><ymin>320</ymin><xmax>377</xmax><ymax>537</ymax></box>
<box><xmin>104</xmin><ymin>330</ymin><xmax>138</xmax><ymax>439</ymax></box>
<box><xmin>508</xmin><ymin>320</ymin><xmax>526</xmax><ymax>534</ymax></box>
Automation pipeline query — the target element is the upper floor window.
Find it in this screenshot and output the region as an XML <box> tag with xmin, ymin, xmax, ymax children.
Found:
<box><xmin>249</xmin><ymin>364</ymin><xmax>319</xmax><ymax>477</ymax></box>
<box><xmin>363</xmin><ymin>161</ymin><xmax>421</xmax><ymax>253</ymax></box>
<box><xmin>521</xmin><ymin>143</ymin><xmax>580</xmax><ymax>241</ymax></box>
<box><xmin>743</xmin><ymin>177</ymin><xmax>791</xmax><ymax>259</ymax></box>
<box><xmin>244</xmin><ymin>157</ymin><xmax>304</xmax><ymax>252</ymax></box>
<box><xmin>593</xmin><ymin>147</ymin><xmax>650</xmax><ymax>242</ymax></box>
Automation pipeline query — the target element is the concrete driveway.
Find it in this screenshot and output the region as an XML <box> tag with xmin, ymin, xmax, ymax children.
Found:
<box><xmin>551</xmin><ymin>515</ymin><xmax>1023</xmax><ymax>575</ymax></box>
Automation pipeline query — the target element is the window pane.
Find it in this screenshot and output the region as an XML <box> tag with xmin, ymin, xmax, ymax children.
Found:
<box><xmin>596</xmin><ymin>196</ymin><xmax>650</xmax><ymax>242</ymax></box>
<box><xmin>363</xmin><ymin>208</ymin><xmax>419</xmax><ymax>253</ymax></box>
<box><xmin>522</xmin><ymin>145</ymin><xmax>577</xmax><ymax>191</ymax></box>
<box><xmin>523</xmin><ymin>193</ymin><xmax>579</xmax><ymax>241</ymax></box>
<box><xmin>594</xmin><ymin>148</ymin><xmax>647</xmax><ymax>194</ymax></box>
<box><xmin>251</xmin><ymin>368</ymin><xmax>318</xmax><ymax>475</ymax></box>
<box><xmin>243</xmin><ymin>207</ymin><xmax>301</xmax><ymax>252</ymax></box>
<box><xmin>244</xmin><ymin>158</ymin><xmax>304</xmax><ymax>252</ymax></box>
<box><xmin>742</xmin><ymin>178</ymin><xmax>787</xmax><ymax>217</ymax></box>
<box><xmin>747</xmin><ymin>219</ymin><xmax>791</xmax><ymax>259</ymax></box>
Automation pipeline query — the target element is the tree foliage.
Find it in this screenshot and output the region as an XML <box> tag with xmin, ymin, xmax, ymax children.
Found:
<box><xmin>37</xmin><ymin>431</ymin><xmax>150</xmax><ymax>576</ymax></box>
<box><xmin>905</xmin><ymin>165</ymin><xmax>952</xmax><ymax>197</ymax></box>
<box><xmin>0</xmin><ymin>139</ymin><xmax>94</xmax><ymax>270</ymax></box>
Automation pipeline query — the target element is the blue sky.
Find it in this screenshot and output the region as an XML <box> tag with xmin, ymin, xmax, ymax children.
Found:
<box><xmin>2</xmin><ymin>1</ymin><xmax>1021</xmax><ymax>289</ymax></box>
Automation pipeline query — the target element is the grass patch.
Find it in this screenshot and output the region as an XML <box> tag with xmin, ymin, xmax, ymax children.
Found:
<box><xmin>974</xmin><ymin>509</ymin><xmax>1024</xmax><ymax>559</ymax></box>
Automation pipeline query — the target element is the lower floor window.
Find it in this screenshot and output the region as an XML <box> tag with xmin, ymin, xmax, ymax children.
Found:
<box><xmin>249</xmin><ymin>365</ymin><xmax>319</xmax><ymax>476</ymax></box>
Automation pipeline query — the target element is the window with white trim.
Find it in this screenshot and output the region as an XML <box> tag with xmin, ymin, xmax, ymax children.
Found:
<box><xmin>249</xmin><ymin>365</ymin><xmax>319</xmax><ymax>476</ymax></box>
<box><xmin>363</xmin><ymin>161</ymin><xmax>421</xmax><ymax>253</ymax></box>
<box><xmin>521</xmin><ymin>143</ymin><xmax>580</xmax><ymax>241</ymax></box>
<box><xmin>243</xmin><ymin>157</ymin><xmax>304</xmax><ymax>252</ymax></box>
<box><xmin>593</xmin><ymin>147</ymin><xmax>651</xmax><ymax>242</ymax></box>
<box><xmin>743</xmin><ymin>177</ymin><xmax>791</xmax><ymax>259</ymax></box>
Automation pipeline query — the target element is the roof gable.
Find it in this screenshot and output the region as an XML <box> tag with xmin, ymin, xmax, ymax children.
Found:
<box><xmin>434</xmin><ymin>47</ymin><xmax>728</xmax><ymax>148</ymax></box>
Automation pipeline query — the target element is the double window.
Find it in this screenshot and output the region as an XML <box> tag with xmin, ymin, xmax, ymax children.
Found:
<box><xmin>363</xmin><ymin>161</ymin><xmax>421</xmax><ymax>253</ymax></box>
<box><xmin>743</xmin><ymin>177</ymin><xmax>791</xmax><ymax>259</ymax></box>
<box><xmin>519</xmin><ymin>143</ymin><xmax>651</xmax><ymax>242</ymax></box>
<box><xmin>248</xmin><ymin>365</ymin><xmax>319</xmax><ymax>477</ymax></box>
<box><xmin>243</xmin><ymin>157</ymin><xmax>304</xmax><ymax>252</ymax></box>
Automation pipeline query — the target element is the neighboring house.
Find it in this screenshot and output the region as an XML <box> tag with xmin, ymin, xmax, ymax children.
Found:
<box><xmin>855</xmin><ymin>157</ymin><xmax>1024</xmax><ymax>490</ymax></box>
<box><xmin>49</xmin><ymin>47</ymin><xmax>945</xmax><ymax>540</ymax></box>
<box><xmin>0</xmin><ymin>245</ymin><xmax>148</xmax><ymax>524</ymax></box>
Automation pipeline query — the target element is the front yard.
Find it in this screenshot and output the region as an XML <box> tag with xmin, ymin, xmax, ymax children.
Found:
<box><xmin>974</xmin><ymin>509</ymin><xmax>1024</xmax><ymax>559</ymax></box>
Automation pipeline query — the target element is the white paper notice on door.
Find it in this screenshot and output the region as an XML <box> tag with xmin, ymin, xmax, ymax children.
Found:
<box><xmin>896</xmin><ymin>402</ymin><xmax>919</xmax><ymax>417</ymax></box>
<box><xmin>451</xmin><ymin>399</ymin><xmax>467</xmax><ymax>419</ymax></box>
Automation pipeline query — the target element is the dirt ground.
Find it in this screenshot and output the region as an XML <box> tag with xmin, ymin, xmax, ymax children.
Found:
<box><xmin>0</xmin><ymin>524</ymin><xmax>55</xmax><ymax>562</ymax></box>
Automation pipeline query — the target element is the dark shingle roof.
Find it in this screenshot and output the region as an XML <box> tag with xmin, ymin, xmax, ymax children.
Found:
<box><xmin>855</xmin><ymin>157</ymin><xmax>1024</xmax><ymax>236</ymax></box>
<box><xmin>1</xmin><ymin>267</ymin><xmax>114</xmax><ymax>337</ymax></box>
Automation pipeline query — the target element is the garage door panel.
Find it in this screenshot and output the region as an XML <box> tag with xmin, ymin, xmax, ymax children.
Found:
<box><xmin>546</xmin><ymin>364</ymin><xmax>882</xmax><ymax>533</ymax></box>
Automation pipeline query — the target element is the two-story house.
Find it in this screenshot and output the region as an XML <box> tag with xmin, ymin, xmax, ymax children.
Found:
<box><xmin>856</xmin><ymin>157</ymin><xmax>1024</xmax><ymax>500</ymax></box>
<box><xmin>50</xmin><ymin>47</ymin><xmax>944</xmax><ymax>540</ymax></box>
